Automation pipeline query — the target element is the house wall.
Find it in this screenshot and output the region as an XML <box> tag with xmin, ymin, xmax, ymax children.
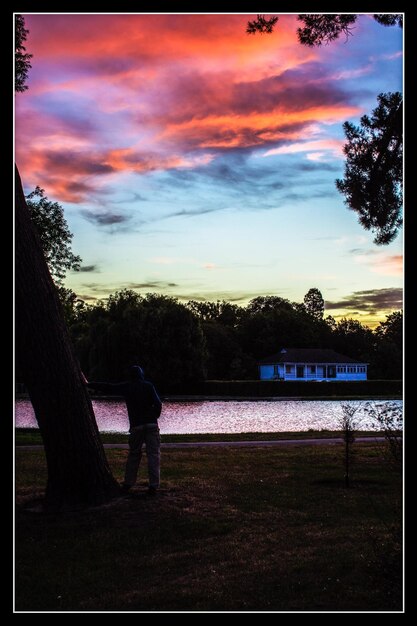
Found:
<box><xmin>259</xmin><ymin>363</ymin><xmax>367</xmax><ymax>381</ymax></box>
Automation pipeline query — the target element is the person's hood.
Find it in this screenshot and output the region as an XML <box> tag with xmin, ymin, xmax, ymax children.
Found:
<box><xmin>130</xmin><ymin>365</ymin><xmax>145</xmax><ymax>380</ymax></box>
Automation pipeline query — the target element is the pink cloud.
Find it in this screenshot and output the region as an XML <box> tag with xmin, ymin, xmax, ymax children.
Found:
<box><xmin>15</xmin><ymin>14</ymin><xmax>370</xmax><ymax>202</ymax></box>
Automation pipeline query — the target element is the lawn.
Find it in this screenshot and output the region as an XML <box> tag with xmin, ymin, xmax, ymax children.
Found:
<box><xmin>15</xmin><ymin>442</ymin><xmax>402</xmax><ymax>612</ymax></box>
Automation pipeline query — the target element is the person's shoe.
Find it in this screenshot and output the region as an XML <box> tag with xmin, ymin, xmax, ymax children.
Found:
<box><xmin>147</xmin><ymin>486</ymin><xmax>158</xmax><ymax>496</ymax></box>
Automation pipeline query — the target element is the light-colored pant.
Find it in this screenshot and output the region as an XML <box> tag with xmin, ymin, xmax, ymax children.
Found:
<box><xmin>124</xmin><ymin>424</ymin><xmax>160</xmax><ymax>488</ymax></box>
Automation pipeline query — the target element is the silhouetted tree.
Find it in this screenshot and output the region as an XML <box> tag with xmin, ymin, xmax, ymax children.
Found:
<box><xmin>375</xmin><ymin>310</ymin><xmax>402</xmax><ymax>347</ymax></box>
<box><xmin>303</xmin><ymin>287</ymin><xmax>325</xmax><ymax>321</ymax></box>
<box><xmin>371</xmin><ymin>311</ymin><xmax>403</xmax><ymax>379</ymax></box>
<box><xmin>247</xmin><ymin>13</ymin><xmax>402</xmax><ymax>44</ymax></box>
<box><xmin>336</xmin><ymin>93</ymin><xmax>403</xmax><ymax>245</ymax></box>
<box><xmin>373</xmin><ymin>14</ymin><xmax>403</xmax><ymax>28</ymax></box>
<box><xmin>15</xmin><ymin>14</ymin><xmax>32</xmax><ymax>92</ymax></box>
<box><xmin>297</xmin><ymin>14</ymin><xmax>357</xmax><ymax>46</ymax></box>
<box><xmin>78</xmin><ymin>291</ymin><xmax>207</xmax><ymax>388</ymax></box>
<box><xmin>15</xmin><ymin>167</ymin><xmax>119</xmax><ymax>510</ymax></box>
<box><xmin>246</xmin><ymin>14</ymin><xmax>278</xmax><ymax>34</ymax></box>
<box><xmin>26</xmin><ymin>187</ymin><xmax>82</xmax><ymax>284</ymax></box>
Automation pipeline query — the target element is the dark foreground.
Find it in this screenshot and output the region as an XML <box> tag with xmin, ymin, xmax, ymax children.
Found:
<box><xmin>15</xmin><ymin>442</ymin><xmax>402</xmax><ymax>612</ymax></box>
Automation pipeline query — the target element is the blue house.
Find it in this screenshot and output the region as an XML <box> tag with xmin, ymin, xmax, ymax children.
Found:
<box><xmin>258</xmin><ymin>348</ymin><xmax>368</xmax><ymax>381</ymax></box>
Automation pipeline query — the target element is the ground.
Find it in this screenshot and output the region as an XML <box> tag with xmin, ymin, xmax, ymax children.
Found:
<box><xmin>15</xmin><ymin>441</ymin><xmax>402</xmax><ymax>612</ymax></box>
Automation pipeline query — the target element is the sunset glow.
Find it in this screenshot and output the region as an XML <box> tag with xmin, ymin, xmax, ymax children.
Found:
<box><xmin>15</xmin><ymin>13</ymin><xmax>403</xmax><ymax>327</ymax></box>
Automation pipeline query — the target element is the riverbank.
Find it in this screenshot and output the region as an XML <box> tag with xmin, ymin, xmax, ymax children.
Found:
<box><xmin>15</xmin><ymin>442</ymin><xmax>402</xmax><ymax>611</ymax></box>
<box><xmin>15</xmin><ymin>394</ymin><xmax>402</xmax><ymax>403</ymax></box>
<box><xmin>15</xmin><ymin>379</ymin><xmax>403</xmax><ymax>401</ymax></box>
<box><xmin>15</xmin><ymin>428</ymin><xmax>388</xmax><ymax>446</ymax></box>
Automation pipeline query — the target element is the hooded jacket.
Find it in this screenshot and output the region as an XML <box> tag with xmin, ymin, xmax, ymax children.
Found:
<box><xmin>87</xmin><ymin>367</ymin><xmax>162</xmax><ymax>428</ymax></box>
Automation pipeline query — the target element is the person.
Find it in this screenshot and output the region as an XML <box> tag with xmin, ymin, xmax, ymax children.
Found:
<box><xmin>85</xmin><ymin>366</ymin><xmax>162</xmax><ymax>496</ymax></box>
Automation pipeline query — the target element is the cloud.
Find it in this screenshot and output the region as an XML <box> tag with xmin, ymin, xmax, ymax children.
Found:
<box><xmin>263</xmin><ymin>138</ymin><xmax>344</xmax><ymax>159</ymax></box>
<box><xmin>325</xmin><ymin>288</ymin><xmax>403</xmax><ymax>314</ymax></box>
<box><xmin>81</xmin><ymin>281</ymin><xmax>179</xmax><ymax>295</ymax></box>
<box><xmin>16</xmin><ymin>14</ymin><xmax>365</xmax><ymax>204</ymax></box>
<box><xmin>78</xmin><ymin>264</ymin><xmax>100</xmax><ymax>273</ymax></box>
<box><xmin>80</xmin><ymin>209</ymin><xmax>131</xmax><ymax>227</ymax></box>
<box><xmin>350</xmin><ymin>250</ymin><xmax>403</xmax><ymax>277</ymax></box>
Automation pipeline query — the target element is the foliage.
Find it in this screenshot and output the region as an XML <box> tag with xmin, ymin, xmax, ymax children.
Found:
<box><xmin>297</xmin><ymin>14</ymin><xmax>357</xmax><ymax>46</ymax></box>
<box><xmin>63</xmin><ymin>285</ymin><xmax>402</xmax><ymax>384</ymax></box>
<box><xmin>303</xmin><ymin>287</ymin><xmax>324</xmax><ymax>320</ymax></box>
<box><xmin>364</xmin><ymin>401</ymin><xmax>403</xmax><ymax>470</ymax></box>
<box><xmin>246</xmin><ymin>13</ymin><xmax>402</xmax><ymax>44</ymax></box>
<box><xmin>246</xmin><ymin>14</ymin><xmax>278</xmax><ymax>35</ymax></box>
<box><xmin>373</xmin><ymin>14</ymin><xmax>403</xmax><ymax>28</ymax></box>
<box><xmin>25</xmin><ymin>186</ymin><xmax>82</xmax><ymax>284</ymax></box>
<box><xmin>15</xmin><ymin>14</ymin><xmax>33</xmax><ymax>92</ymax></box>
<box><xmin>75</xmin><ymin>290</ymin><xmax>207</xmax><ymax>387</ymax></box>
<box><xmin>340</xmin><ymin>402</ymin><xmax>359</xmax><ymax>487</ymax></box>
<box><xmin>336</xmin><ymin>92</ymin><xmax>403</xmax><ymax>245</ymax></box>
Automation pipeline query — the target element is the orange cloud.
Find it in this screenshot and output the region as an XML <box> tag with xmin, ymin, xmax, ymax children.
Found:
<box><xmin>162</xmin><ymin>105</ymin><xmax>360</xmax><ymax>150</ymax></box>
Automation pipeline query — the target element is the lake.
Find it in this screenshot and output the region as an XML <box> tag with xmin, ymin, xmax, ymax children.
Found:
<box><xmin>15</xmin><ymin>398</ymin><xmax>402</xmax><ymax>434</ymax></box>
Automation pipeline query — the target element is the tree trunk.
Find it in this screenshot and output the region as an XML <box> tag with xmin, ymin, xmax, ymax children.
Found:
<box><xmin>15</xmin><ymin>166</ymin><xmax>119</xmax><ymax>510</ymax></box>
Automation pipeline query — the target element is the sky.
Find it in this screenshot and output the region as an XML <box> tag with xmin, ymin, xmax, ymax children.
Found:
<box><xmin>15</xmin><ymin>13</ymin><xmax>403</xmax><ymax>328</ymax></box>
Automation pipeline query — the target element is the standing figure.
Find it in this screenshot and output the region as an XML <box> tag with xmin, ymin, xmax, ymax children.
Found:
<box><xmin>86</xmin><ymin>366</ymin><xmax>162</xmax><ymax>495</ymax></box>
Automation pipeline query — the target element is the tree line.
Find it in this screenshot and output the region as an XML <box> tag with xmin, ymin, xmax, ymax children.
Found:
<box><xmin>59</xmin><ymin>288</ymin><xmax>402</xmax><ymax>388</ymax></box>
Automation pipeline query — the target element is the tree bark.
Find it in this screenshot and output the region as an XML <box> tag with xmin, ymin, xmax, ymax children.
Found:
<box><xmin>15</xmin><ymin>166</ymin><xmax>119</xmax><ymax>510</ymax></box>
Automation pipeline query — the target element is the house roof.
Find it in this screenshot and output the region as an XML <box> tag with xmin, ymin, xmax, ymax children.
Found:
<box><xmin>258</xmin><ymin>348</ymin><xmax>366</xmax><ymax>365</ymax></box>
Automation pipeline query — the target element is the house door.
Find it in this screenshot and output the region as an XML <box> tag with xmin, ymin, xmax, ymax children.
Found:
<box><xmin>296</xmin><ymin>365</ymin><xmax>304</xmax><ymax>378</ymax></box>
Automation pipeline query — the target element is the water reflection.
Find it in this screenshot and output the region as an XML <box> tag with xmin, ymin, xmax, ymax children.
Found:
<box><xmin>15</xmin><ymin>399</ymin><xmax>402</xmax><ymax>434</ymax></box>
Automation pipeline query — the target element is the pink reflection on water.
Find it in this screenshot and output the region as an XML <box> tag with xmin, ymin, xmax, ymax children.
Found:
<box><xmin>15</xmin><ymin>399</ymin><xmax>402</xmax><ymax>434</ymax></box>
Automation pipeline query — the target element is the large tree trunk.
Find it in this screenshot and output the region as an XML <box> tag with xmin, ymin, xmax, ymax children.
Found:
<box><xmin>15</xmin><ymin>166</ymin><xmax>119</xmax><ymax>510</ymax></box>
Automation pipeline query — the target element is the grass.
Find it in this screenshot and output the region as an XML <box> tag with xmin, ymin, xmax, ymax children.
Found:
<box><xmin>15</xmin><ymin>441</ymin><xmax>402</xmax><ymax>612</ymax></box>
<box><xmin>15</xmin><ymin>428</ymin><xmax>386</xmax><ymax>446</ymax></box>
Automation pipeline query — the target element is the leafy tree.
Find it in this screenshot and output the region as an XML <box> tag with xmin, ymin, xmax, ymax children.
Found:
<box><xmin>246</xmin><ymin>14</ymin><xmax>278</xmax><ymax>34</ymax></box>
<box><xmin>26</xmin><ymin>187</ymin><xmax>82</xmax><ymax>284</ymax></box>
<box><xmin>371</xmin><ymin>311</ymin><xmax>403</xmax><ymax>379</ymax></box>
<box><xmin>15</xmin><ymin>167</ymin><xmax>119</xmax><ymax>510</ymax></box>
<box><xmin>373</xmin><ymin>14</ymin><xmax>403</xmax><ymax>28</ymax></box>
<box><xmin>303</xmin><ymin>287</ymin><xmax>324</xmax><ymax>320</ymax></box>
<box><xmin>78</xmin><ymin>291</ymin><xmax>207</xmax><ymax>389</ymax></box>
<box><xmin>15</xmin><ymin>14</ymin><xmax>32</xmax><ymax>92</ymax></box>
<box><xmin>375</xmin><ymin>310</ymin><xmax>402</xmax><ymax>348</ymax></box>
<box><xmin>332</xmin><ymin>318</ymin><xmax>374</xmax><ymax>362</ymax></box>
<box><xmin>336</xmin><ymin>93</ymin><xmax>403</xmax><ymax>245</ymax></box>
<box><xmin>246</xmin><ymin>13</ymin><xmax>402</xmax><ymax>44</ymax></box>
<box><xmin>297</xmin><ymin>14</ymin><xmax>357</xmax><ymax>46</ymax></box>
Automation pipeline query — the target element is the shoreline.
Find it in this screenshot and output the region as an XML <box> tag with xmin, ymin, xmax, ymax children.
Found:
<box><xmin>15</xmin><ymin>394</ymin><xmax>402</xmax><ymax>402</ymax></box>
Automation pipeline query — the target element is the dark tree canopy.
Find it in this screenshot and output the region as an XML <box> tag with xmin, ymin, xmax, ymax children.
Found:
<box><xmin>26</xmin><ymin>186</ymin><xmax>82</xmax><ymax>284</ymax></box>
<box><xmin>246</xmin><ymin>14</ymin><xmax>279</xmax><ymax>35</ymax></box>
<box><xmin>373</xmin><ymin>14</ymin><xmax>403</xmax><ymax>28</ymax></box>
<box><xmin>336</xmin><ymin>92</ymin><xmax>403</xmax><ymax>245</ymax></box>
<box><xmin>375</xmin><ymin>310</ymin><xmax>402</xmax><ymax>345</ymax></box>
<box><xmin>246</xmin><ymin>13</ymin><xmax>402</xmax><ymax>44</ymax></box>
<box><xmin>15</xmin><ymin>14</ymin><xmax>32</xmax><ymax>92</ymax></box>
<box><xmin>297</xmin><ymin>14</ymin><xmax>357</xmax><ymax>46</ymax></box>
<box><xmin>303</xmin><ymin>288</ymin><xmax>324</xmax><ymax>320</ymax></box>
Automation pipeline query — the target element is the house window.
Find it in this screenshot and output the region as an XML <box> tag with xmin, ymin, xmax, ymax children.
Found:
<box><xmin>328</xmin><ymin>366</ymin><xmax>336</xmax><ymax>378</ymax></box>
<box><xmin>309</xmin><ymin>365</ymin><xmax>316</xmax><ymax>375</ymax></box>
<box><xmin>273</xmin><ymin>365</ymin><xmax>279</xmax><ymax>376</ymax></box>
<box><xmin>285</xmin><ymin>365</ymin><xmax>292</xmax><ymax>374</ymax></box>
<box><xmin>296</xmin><ymin>365</ymin><xmax>304</xmax><ymax>378</ymax></box>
